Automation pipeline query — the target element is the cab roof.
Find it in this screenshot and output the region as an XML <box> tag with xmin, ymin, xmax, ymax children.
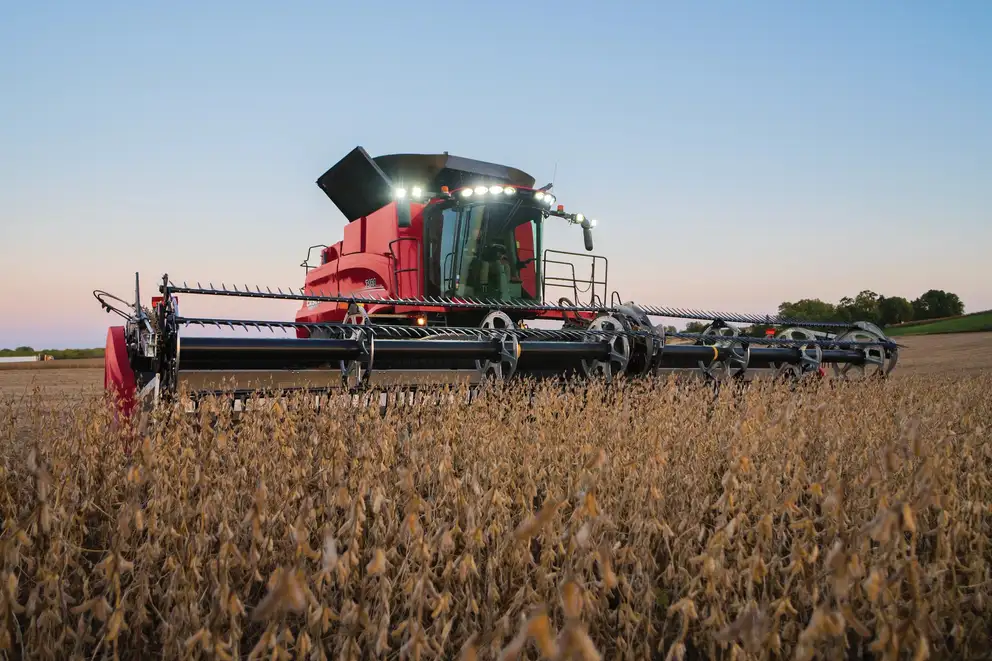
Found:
<box><xmin>317</xmin><ymin>146</ymin><xmax>537</xmax><ymax>222</ymax></box>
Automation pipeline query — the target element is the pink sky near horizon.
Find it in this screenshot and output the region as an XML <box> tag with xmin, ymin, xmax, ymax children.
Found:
<box><xmin>3</xmin><ymin>196</ymin><xmax>988</xmax><ymax>349</ymax></box>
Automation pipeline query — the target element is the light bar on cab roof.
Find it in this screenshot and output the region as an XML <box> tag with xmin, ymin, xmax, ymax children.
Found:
<box><xmin>389</xmin><ymin>183</ymin><xmax>596</xmax><ymax>229</ymax></box>
<box><xmin>450</xmin><ymin>184</ymin><xmax>557</xmax><ymax>208</ymax></box>
<box><xmin>386</xmin><ymin>181</ymin><xmax>601</xmax><ymax>246</ymax></box>
<box><xmin>453</xmin><ymin>184</ymin><xmax>518</xmax><ymax>198</ymax></box>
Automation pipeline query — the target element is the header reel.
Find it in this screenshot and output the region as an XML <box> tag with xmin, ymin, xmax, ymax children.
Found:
<box><xmin>94</xmin><ymin>274</ymin><xmax>900</xmax><ymax>417</ymax></box>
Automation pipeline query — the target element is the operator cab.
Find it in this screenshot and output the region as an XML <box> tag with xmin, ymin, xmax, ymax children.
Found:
<box><xmin>311</xmin><ymin>146</ymin><xmax>598</xmax><ymax>314</ymax></box>
<box><xmin>423</xmin><ymin>196</ymin><xmax>540</xmax><ymax>300</ymax></box>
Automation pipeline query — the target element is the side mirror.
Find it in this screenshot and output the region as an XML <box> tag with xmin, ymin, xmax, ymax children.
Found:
<box><xmin>583</xmin><ymin>226</ymin><xmax>594</xmax><ymax>251</ymax></box>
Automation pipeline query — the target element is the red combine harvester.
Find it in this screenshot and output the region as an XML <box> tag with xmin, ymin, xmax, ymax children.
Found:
<box><xmin>95</xmin><ymin>146</ymin><xmax>899</xmax><ymax>414</ymax></box>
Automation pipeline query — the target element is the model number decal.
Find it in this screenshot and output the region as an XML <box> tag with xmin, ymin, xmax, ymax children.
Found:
<box><xmin>305</xmin><ymin>279</ymin><xmax>380</xmax><ymax>309</ymax></box>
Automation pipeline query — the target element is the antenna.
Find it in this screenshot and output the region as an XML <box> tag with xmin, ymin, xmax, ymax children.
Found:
<box><xmin>551</xmin><ymin>160</ymin><xmax>558</xmax><ymax>189</ymax></box>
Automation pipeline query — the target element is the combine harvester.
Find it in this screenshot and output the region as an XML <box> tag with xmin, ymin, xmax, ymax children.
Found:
<box><xmin>95</xmin><ymin>147</ymin><xmax>899</xmax><ymax>415</ymax></box>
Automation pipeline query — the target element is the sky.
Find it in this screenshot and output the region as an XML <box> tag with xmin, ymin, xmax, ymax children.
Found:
<box><xmin>1</xmin><ymin>0</ymin><xmax>990</xmax><ymax>348</ymax></box>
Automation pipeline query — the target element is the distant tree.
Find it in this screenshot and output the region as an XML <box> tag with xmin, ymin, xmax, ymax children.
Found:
<box><xmin>663</xmin><ymin>325</ymin><xmax>677</xmax><ymax>335</ymax></box>
<box><xmin>837</xmin><ymin>290</ymin><xmax>882</xmax><ymax>324</ymax></box>
<box><xmin>684</xmin><ymin>321</ymin><xmax>708</xmax><ymax>333</ymax></box>
<box><xmin>42</xmin><ymin>348</ymin><xmax>105</xmax><ymax>360</ymax></box>
<box><xmin>1</xmin><ymin>346</ymin><xmax>36</xmax><ymax>357</ymax></box>
<box><xmin>877</xmin><ymin>296</ymin><xmax>914</xmax><ymax>326</ymax></box>
<box><xmin>912</xmin><ymin>289</ymin><xmax>964</xmax><ymax>321</ymax></box>
<box><xmin>778</xmin><ymin>299</ymin><xmax>838</xmax><ymax>322</ymax></box>
<box><xmin>0</xmin><ymin>347</ymin><xmax>103</xmax><ymax>359</ymax></box>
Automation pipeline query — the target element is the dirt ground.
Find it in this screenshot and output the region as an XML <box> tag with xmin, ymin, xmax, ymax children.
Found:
<box><xmin>0</xmin><ymin>357</ymin><xmax>102</xmax><ymax>371</ymax></box>
<box><xmin>0</xmin><ymin>363</ymin><xmax>103</xmax><ymax>401</ymax></box>
<box><xmin>1</xmin><ymin>333</ymin><xmax>991</xmax><ymax>402</ymax></box>
<box><xmin>890</xmin><ymin>331</ymin><xmax>992</xmax><ymax>376</ymax></box>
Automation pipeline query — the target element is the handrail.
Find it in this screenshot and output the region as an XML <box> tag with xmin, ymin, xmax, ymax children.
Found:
<box><xmin>542</xmin><ymin>259</ymin><xmax>581</xmax><ymax>303</ymax></box>
<box><xmin>300</xmin><ymin>244</ymin><xmax>328</xmax><ymax>275</ymax></box>
<box><xmin>541</xmin><ymin>249</ymin><xmax>609</xmax><ymax>307</ymax></box>
<box><xmin>387</xmin><ymin>237</ymin><xmax>419</xmax><ymax>296</ymax></box>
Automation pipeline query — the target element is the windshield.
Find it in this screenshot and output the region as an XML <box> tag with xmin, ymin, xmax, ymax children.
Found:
<box><xmin>424</xmin><ymin>201</ymin><xmax>540</xmax><ymax>300</ymax></box>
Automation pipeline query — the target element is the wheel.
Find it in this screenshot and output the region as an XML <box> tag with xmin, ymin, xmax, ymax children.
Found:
<box><xmin>614</xmin><ymin>302</ymin><xmax>665</xmax><ymax>376</ymax></box>
<box><xmin>769</xmin><ymin>326</ymin><xmax>822</xmax><ymax>378</ymax></box>
<box><xmin>581</xmin><ymin>315</ymin><xmax>631</xmax><ymax>382</ymax></box>
<box><xmin>830</xmin><ymin>324</ymin><xmax>898</xmax><ymax>380</ymax></box>
<box><xmin>696</xmin><ymin>322</ymin><xmax>747</xmax><ymax>381</ymax></box>
<box><xmin>475</xmin><ymin>310</ymin><xmax>519</xmax><ymax>381</ymax></box>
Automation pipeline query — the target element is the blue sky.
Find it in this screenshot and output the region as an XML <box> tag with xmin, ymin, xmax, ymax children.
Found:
<box><xmin>1</xmin><ymin>1</ymin><xmax>990</xmax><ymax>348</ymax></box>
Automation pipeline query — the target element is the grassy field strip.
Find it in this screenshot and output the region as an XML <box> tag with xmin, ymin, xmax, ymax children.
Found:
<box><xmin>885</xmin><ymin>310</ymin><xmax>992</xmax><ymax>336</ymax></box>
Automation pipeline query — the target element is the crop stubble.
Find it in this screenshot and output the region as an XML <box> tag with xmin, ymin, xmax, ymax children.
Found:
<box><xmin>1</xmin><ymin>332</ymin><xmax>991</xmax><ymax>659</ymax></box>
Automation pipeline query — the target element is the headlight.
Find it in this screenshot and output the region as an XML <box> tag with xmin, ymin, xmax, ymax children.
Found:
<box><xmin>461</xmin><ymin>188</ymin><xmax>473</xmax><ymax>198</ymax></box>
<box><xmin>504</xmin><ymin>186</ymin><xmax>516</xmax><ymax>195</ymax></box>
<box><xmin>411</xmin><ymin>186</ymin><xmax>423</xmax><ymax>199</ymax></box>
<box><xmin>394</xmin><ymin>188</ymin><xmax>407</xmax><ymax>199</ymax></box>
<box><xmin>535</xmin><ymin>191</ymin><xmax>545</xmax><ymax>201</ymax></box>
<box><xmin>489</xmin><ymin>185</ymin><xmax>503</xmax><ymax>195</ymax></box>
<box><xmin>474</xmin><ymin>185</ymin><xmax>488</xmax><ymax>195</ymax></box>
<box><xmin>545</xmin><ymin>195</ymin><xmax>556</xmax><ymax>207</ymax></box>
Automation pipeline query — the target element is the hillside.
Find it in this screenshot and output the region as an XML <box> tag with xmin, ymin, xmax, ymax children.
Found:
<box><xmin>885</xmin><ymin>310</ymin><xmax>992</xmax><ymax>336</ymax></box>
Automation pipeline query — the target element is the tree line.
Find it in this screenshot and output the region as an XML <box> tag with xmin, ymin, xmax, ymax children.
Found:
<box><xmin>681</xmin><ymin>289</ymin><xmax>965</xmax><ymax>334</ymax></box>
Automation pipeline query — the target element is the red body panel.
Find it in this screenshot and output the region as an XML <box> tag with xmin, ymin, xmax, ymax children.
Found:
<box><xmin>295</xmin><ymin>201</ymin><xmax>427</xmax><ymax>335</ymax></box>
<box><xmin>513</xmin><ymin>222</ymin><xmax>537</xmax><ymax>298</ymax></box>
<box><xmin>105</xmin><ymin>326</ymin><xmax>137</xmax><ymax>415</ymax></box>
<box><xmin>294</xmin><ymin>190</ymin><xmax>593</xmax><ymax>331</ymax></box>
